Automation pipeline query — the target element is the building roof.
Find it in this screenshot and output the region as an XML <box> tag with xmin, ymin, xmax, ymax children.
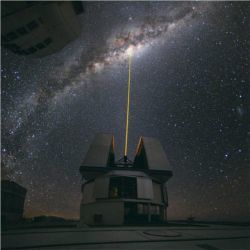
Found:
<box><xmin>1</xmin><ymin>2</ymin><xmax>83</xmax><ymax>57</ymax></box>
<box><xmin>82</xmin><ymin>134</ymin><xmax>115</xmax><ymax>168</ymax></box>
<box><xmin>80</xmin><ymin>134</ymin><xmax>173</xmax><ymax>182</ymax></box>
<box><xmin>134</xmin><ymin>137</ymin><xmax>172</xmax><ymax>171</ymax></box>
<box><xmin>1</xmin><ymin>180</ymin><xmax>27</xmax><ymax>196</ymax></box>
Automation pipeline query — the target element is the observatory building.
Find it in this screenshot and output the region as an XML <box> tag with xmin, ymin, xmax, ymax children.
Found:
<box><xmin>1</xmin><ymin>1</ymin><xmax>83</xmax><ymax>57</ymax></box>
<box><xmin>79</xmin><ymin>134</ymin><xmax>173</xmax><ymax>225</ymax></box>
<box><xmin>1</xmin><ymin>180</ymin><xmax>27</xmax><ymax>225</ymax></box>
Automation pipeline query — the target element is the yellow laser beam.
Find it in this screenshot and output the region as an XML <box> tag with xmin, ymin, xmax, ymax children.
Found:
<box><xmin>124</xmin><ymin>53</ymin><xmax>132</xmax><ymax>158</ymax></box>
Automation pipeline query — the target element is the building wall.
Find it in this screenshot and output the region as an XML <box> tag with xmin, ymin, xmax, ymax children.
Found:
<box><xmin>82</xmin><ymin>181</ymin><xmax>95</xmax><ymax>204</ymax></box>
<box><xmin>1</xmin><ymin>181</ymin><xmax>27</xmax><ymax>224</ymax></box>
<box><xmin>137</xmin><ymin>177</ymin><xmax>153</xmax><ymax>199</ymax></box>
<box><xmin>94</xmin><ymin>176</ymin><xmax>109</xmax><ymax>199</ymax></box>
<box><xmin>82</xmin><ymin>171</ymin><xmax>161</xmax><ymax>204</ymax></box>
<box><xmin>162</xmin><ymin>183</ymin><xmax>168</xmax><ymax>205</ymax></box>
<box><xmin>152</xmin><ymin>182</ymin><xmax>162</xmax><ymax>204</ymax></box>
<box><xmin>80</xmin><ymin>201</ymin><xmax>124</xmax><ymax>225</ymax></box>
<box><xmin>80</xmin><ymin>170</ymin><xmax>170</xmax><ymax>225</ymax></box>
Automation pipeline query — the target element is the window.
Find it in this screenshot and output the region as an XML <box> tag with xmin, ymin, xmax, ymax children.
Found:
<box><xmin>109</xmin><ymin>177</ymin><xmax>137</xmax><ymax>199</ymax></box>
<box><xmin>27</xmin><ymin>47</ymin><xmax>37</xmax><ymax>54</ymax></box>
<box><xmin>36</xmin><ymin>43</ymin><xmax>45</xmax><ymax>50</ymax></box>
<box><xmin>27</xmin><ymin>20</ymin><xmax>39</xmax><ymax>31</ymax></box>
<box><xmin>4</xmin><ymin>43</ymin><xmax>21</xmax><ymax>53</ymax></box>
<box><xmin>22</xmin><ymin>50</ymin><xmax>31</xmax><ymax>55</ymax></box>
<box><xmin>44</xmin><ymin>37</ymin><xmax>52</xmax><ymax>45</ymax></box>
<box><xmin>5</xmin><ymin>32</ymin><xmax>18</xmax><ymax>41</ymax></box>
<box><xmin>137</xmin><ymin>203</ymin><xmax>148</xmax><ymax>215</ymax></box>
<box><xmin>13</xmin><ymin>51</ymin><xmax>22</xmax><ymax>55</ymax></box>
<box><xmin>38</xmin><ymin>17</ymin><xmax>44</xmax><ymax>24</ymax></box>
<box><xmin>109</xmin><ymin>178</ymin><xmax>119</xmax><ymax>198</ymax></box>
<box><xmin>12</xmin><ymin>46</ymin><xmax>21</xmax><ymax>53</ymax></box>
<box><xmin>16</xmin><ymin>27</ymin><xmax>28</xmax><ymax>36</ymax></box>
<box><xmin>72</xmin><ymin>2</ymin><xmax>84</xmax><ymax>15</ymax></box>
<box><xmin>26</xmin><ymin>1</ymin><xmax>36</xmax><ymax>6</ymax></box>
<box><xmin>2</xmin><ymin>35</ymin><xmax>8</xmax><ymax>43</ymax></box>
<box><xmin>150</xmin><ymin>205</ymin><xmax>160</xmax><ymax>215</ymax></box>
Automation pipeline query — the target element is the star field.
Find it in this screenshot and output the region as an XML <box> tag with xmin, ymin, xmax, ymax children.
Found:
<box><xmin>1</xmin><ymin>2</ymin><xmax>249</xmax><ymax>221</ymax></box>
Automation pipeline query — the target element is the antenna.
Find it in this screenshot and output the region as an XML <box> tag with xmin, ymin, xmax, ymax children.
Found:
<box><xmin>124</xmin><ymin>52</ymin><xmax>132</xmax><ymax>162</ymax></box>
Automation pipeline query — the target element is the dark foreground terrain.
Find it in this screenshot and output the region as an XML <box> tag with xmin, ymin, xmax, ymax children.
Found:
<box><xmin>2</xmin><ymin>223</ymin><xmax>250</xmax><ymax>250</ymax></box>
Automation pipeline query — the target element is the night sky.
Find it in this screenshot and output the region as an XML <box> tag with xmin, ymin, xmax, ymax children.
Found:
<box><xmin>1</xmin><ymin>2</ymin><xmax>249</xmax><ymax>221</ymax></box>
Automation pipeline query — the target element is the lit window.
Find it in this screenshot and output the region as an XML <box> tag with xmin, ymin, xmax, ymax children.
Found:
<box><xmin>109</xmin><ymin>177</ymin><xmax>137</xmax><ymax>199</ymax></box>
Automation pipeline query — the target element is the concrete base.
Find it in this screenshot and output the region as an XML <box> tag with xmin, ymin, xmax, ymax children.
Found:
<box><xmin>80</xmin><ymin>200</ymin><xmax>124</xmax><ymax>225</ymax></box>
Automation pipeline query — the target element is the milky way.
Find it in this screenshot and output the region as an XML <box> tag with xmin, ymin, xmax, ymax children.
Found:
<box><xmin>49</xmin><ymin>2</ymin><xmax>208</xmax><ymax>99</ymax></box>
<box><xmin>1</xmin><ymin>2</ymin><xmax>249</xmax><ymax>220</ymax></box>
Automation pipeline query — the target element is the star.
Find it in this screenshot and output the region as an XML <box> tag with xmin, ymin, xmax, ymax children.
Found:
<box><xmin>1</xmin><ymin>1</ymin><xmax>249</xmax><ymax>221</ymax></box>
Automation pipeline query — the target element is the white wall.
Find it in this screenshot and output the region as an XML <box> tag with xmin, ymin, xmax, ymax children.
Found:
<box><xmin>152</xmin><ymin>182</ymin><xmax>162</xmax><ymax>203</ymax></box>
<box><xmin>82</xmin><ymin>181</ymin><xmax>95</xmax><ymax>204</ymax></box>
<box><xmin>80</xmin><ymin>201</ymin><xmax>124</xmax><ymax>225</ymax></box>
<box><xmin>94</xmin><ymin>176</ymin><xmax>109</xmax><ymax>198</ymax></box>
<box><xmin>137</xmin><ymin>177</ymin><xmax>153</xmax><ymax>199</ymax></box>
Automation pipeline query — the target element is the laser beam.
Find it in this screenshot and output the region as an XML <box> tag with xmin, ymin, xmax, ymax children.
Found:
<box><xmin>124</xmin><ymin>53</ymin><xmax>132</xmax><ymax>161</ymax></box>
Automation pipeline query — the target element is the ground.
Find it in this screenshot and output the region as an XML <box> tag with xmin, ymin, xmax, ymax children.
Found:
<box><xmin>2</xmin><ymin>224</ymin><xmax>250</xmax><ymax>249</ymax></box>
